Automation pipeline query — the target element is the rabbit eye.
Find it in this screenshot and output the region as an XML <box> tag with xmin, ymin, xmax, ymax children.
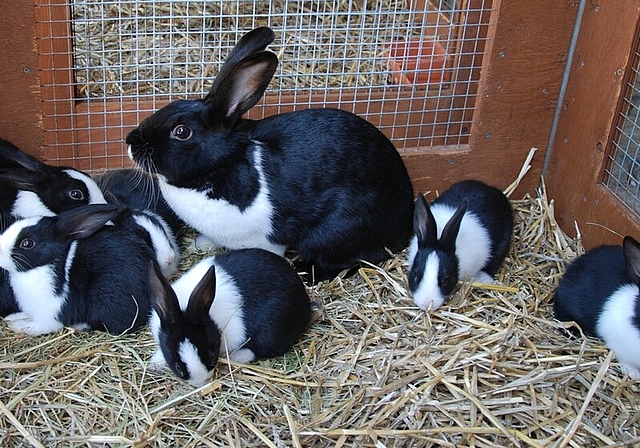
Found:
<box><xmin>69</xmin><ymin>189</ymin><xmax>85</xmax><ymax>201</ymax></box>
<box><xmin>19</xmin><ymin>238</ymin><xmax>35</xmax><ymax>250</ymax></box>
<box><xmin>171</xmin><ymin>124</ymin><xmax>192</xmax><ymax>141</ymax></box>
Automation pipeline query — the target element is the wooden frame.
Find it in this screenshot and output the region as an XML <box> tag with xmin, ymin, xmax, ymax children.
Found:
<box><xmin>1</xmin><ymin>0</ymin><xmax>578</xmax><ymax>200</ymax></box>
<box><xmin>546</xmin><ymin>1</ymin><xmax>640</xmax><ymax>249</ymax></box>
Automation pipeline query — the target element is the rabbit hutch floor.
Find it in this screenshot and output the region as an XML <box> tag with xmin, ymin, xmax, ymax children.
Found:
<box><xmin>0</xmin><ymin>182</ymin><xmax>638</xmax><ymax>447</ymax></box>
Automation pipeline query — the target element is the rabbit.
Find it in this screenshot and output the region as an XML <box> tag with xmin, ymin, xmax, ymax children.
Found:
<box><xmin>553</xmin><ymin>236</ymin><xmax>640</xmax><ymax>379</ymax></box>
<box><xmin>0</xmin><ymin>138</ymin><xmax>107</xmax><ymax>317</ymax></box>
<box><xmin>94</xmin><ymin>168</ymin><xmax>184</xmax><ymax>238</ymax></box>
<box><xmin>0</xmin><ymin>203</ymin><xmax>158</xmax><ymax>335</ymax></box>
<box><xmin>0</xmin><ymin>138</ymin><xmax>106</xmax><ymax>226</ymax></box>
<box><xmin>148</xmin><ymin>248</ymin><xmax>312</xmax><ymax>386</ymax></box>
<box><xmin>407</xmin><ymin>180</ymin><xmax>513</xmax><ymax>311</ymax></box>
<box><xmin>126</xmin><ymin>26</ymin><xmax>414</xmax><ymax>284</ymax></box>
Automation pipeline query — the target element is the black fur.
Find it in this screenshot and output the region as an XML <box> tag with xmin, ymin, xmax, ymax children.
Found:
<box><xmin>214</xmin><ymin>249</ymin><xmax>312</xmax><ymax>358</ymax></box>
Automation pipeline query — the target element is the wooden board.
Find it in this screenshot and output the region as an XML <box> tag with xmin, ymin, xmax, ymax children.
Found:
<box><xmin>546</xmin><ymin>1</ymin><xmax>640</xmax><ymax>248</ymax></box>
<box><xmin>0</xmin><ymin>1</ymin><xmax>42</xmax><ymax>156</ymax></box>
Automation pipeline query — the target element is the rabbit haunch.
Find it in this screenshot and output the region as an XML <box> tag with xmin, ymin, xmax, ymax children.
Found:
<box><xmin>553</xmin><ymin>237</ymin><xmax>640</xmax><ymax>378</ymax></box>
<box><xmin>126</xmin><ymin>27</ymin><xmax>414</xmax><ymax>282</ymax></box>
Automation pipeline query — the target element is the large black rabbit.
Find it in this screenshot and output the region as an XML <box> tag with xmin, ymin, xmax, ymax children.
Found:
<box><xmin>127</xmin><ymin>27</ymin><xmax>414</xmax><ymax>283</ymax></box>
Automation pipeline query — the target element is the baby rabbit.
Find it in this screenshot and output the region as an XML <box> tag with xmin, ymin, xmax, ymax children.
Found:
<box><xmin>554</xmin><ymin>236</ymin><xmax>640</xmax><ymax>378</ymax></box>
<box><xmin>149</xmin><ymin>248</ymin><xmax>312</xmax><ymax>386</ymax></box>
<box><xmin>127</xmin><ymin>27</ymin><xmax>414</xmax><ymax>283</ymax></box>
<box><xmin>0</xmin><ymin>138</ymin><xmax>106</xmax><ymax>226</ymax></box>
<box><xmin>407</xmin><ymin>180</ymin><xmax>513</xmax><ymax>310</ymax></box>
<box><xmin>0</xmin><ymin>204</ymin><xmax>158</xmax><ymax>335</ymax></box>
<box><xmin>0</xmin><ymin>138</ymin><xmax>107</xmax><ymax>317</ymax></box>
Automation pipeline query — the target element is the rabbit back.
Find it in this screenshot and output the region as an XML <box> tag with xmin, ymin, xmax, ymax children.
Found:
<box><xmin>433</xmin><ymin>180</ymin><xmax>513</xmax><ymax>276</ymax></box>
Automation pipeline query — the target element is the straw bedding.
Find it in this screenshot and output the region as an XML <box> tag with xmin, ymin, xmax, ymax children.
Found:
<box><xmin>0</xmin><ymin>183</ymin><xmax>638</xmax><ymax>447</ymax></box>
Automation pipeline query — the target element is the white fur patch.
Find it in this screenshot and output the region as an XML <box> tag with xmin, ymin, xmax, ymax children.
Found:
<box><xmin>11</xmin><ymin>191</ymin><xmax>54</xmax><ymax>219</ymax></box>
<box><xmin>179</xmin><ymin>340</ymin><xmax>213</xmax><ymax>386</ymax></box>
<box><xmin>134</xmin><ymin>213</ymin><xmax>179</xmax><ymax>277</ymax></box>
<box><xmin>63</xmin><ymin>169</ymin><xmax>107</xmax><ymax>205</ymax></box>
<box><xmin>412</xmin><ymin>252</ymin><xmax>446</xmax><ymax>311</ymax></box>
<box><xmin>7</xmin><ymin>264</ymin><xmax>66</xmax><ymax>335</ymax></box>
<box><xmin>407</xmin><ymin>236</ymin><xmax>418</xmax><ymax>267</ymax></box>
<box><xmin>156</xmin><ymin>144</ymin><xmax>285</xmax><ymax>256</ymax></box>
<box><xmin>429</xmin><ymin>203</ymin><xmax>491</xmax><ymax>279</ymax></box>
<box><xmin>0</xmin><ymin>217</ymin><xmax>41</xmax><ymax>272</ymax></box>
<box><xmin>596</xmin><ymin>284</ymin><xmax>640</xmax><ymax>379</ymax></box>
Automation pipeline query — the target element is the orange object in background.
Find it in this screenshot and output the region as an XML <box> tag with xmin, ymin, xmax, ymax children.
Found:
<box><xmin>386</xmin><ymin>39</ymin><xmax>448</xmax><ymax>85</ymax></box>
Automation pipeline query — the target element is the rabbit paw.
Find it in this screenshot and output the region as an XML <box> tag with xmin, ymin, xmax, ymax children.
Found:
<box><xmin>5</xmin><ymin>312</ymin><xmax>62</xmax><ymax>336</ymax></box>
<box><xmin>474</xmin><ymin>271</ymin><xmax>496</xmax><ymax>285</ymax></box>
<box><xmin>229</xmin><ymin>348</ymin><xmax>256</xmax><ymax>363</ymax></box>
<box><xmin>620</xmin><ymin>363</ymin><xmax>640</xmax><ymax>380</ymax></box>
<box><xmin>148</xmin><ymin>350</ymin><xmax>168</xmax><ymax>370</ymax></box>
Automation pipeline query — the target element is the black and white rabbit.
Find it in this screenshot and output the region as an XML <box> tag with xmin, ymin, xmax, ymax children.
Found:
<box><xmin>148</xmin><ymin>248</ymin><xmax>312</xmax><ymax>386</ymax></box>
<box><xmin>407</xmin><ymin>180</ymin><xmax>513</xmax><ymax>311</ymax></box>
<box><xmin>0</xmin><ymin>204</ymin><xmax>158</xmax><ymax>335</ymax></box>
<box><xmin>0</xmin><ymin>138</ymin><xmax>107</xmax><ymax>317</ymax></box>
<box><xmin>94</xmin><ymin>168</ymin><xmax>184</xmax><ymax>238</ymax></box>
<box><xmin>126</xmin><ymin>27</ymin><xmax>414</xmax><ymax>283</ymax></box>
<box><xmin>101</xmin><ymin>188</ymin><xmax>180</xmax><ymax>278</ymax></box>
<box><xmin>553</xmin><ymin>236</ymin><xmax>640</xmax><ymax>378</ymax></box>
<box><xmin>0</xmin><ymin>138</ymin><xmax>106</xmax><ymax>226</ymax></box>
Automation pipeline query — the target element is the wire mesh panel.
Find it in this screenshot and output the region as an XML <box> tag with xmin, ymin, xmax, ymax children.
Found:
<box><xmin>35</xmin><ymin>0</ymin><xmax>494</xmax><ymax>169</ymax></box>
<box><xmin>605</xmin><ymin>38</ymin><xmax>640</xmax><ymax>216</ymax></box>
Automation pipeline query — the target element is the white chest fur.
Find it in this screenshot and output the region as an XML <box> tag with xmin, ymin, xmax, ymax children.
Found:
<box><xmin>157</xmin><ymin>144</ymin><xmax>285</xmax><ymax>256</ymax></box>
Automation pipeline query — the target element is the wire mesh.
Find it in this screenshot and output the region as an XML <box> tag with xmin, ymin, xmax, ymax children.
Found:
<box><xmin>605</xmin><ymin>40</ymin><xmax>640</xmax><ymax>216</ymax></box>
<box><xmin>36</xmin><ymin>0</ymin><xmax>494</xmax><ymax>169</ymax></box>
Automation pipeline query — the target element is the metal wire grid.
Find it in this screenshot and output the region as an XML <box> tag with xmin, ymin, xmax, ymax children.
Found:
<box><xmin>605</xmin><ymin>42</ymin><xmax>640</xmax><ymax>216</ymax></box>
<box><xmin>37</xmin><ymin>0</ymin><xmax>494</xmax><ymax>168</ymax></box>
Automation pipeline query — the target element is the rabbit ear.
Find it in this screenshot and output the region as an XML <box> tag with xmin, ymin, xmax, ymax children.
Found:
<box><xmin>623</xmin><ymin>236</ymin><xmax>640</xmax><ymax>284</ymax></box>
<box><xmin>206</xmin><ymin>52</ymin><xmax>279</xmax><ymax>126</ymax></box>
<box><xmin>185</xmin><ymin>265</ymin><xmax>217</xmax><ymax>321</ymax></box>
<box><xmin>0</xmin><ymin>139</ymin><xmax>44</xmax><ymax>171</ymax></box>
<box><xmin>149</xmin><ymin>262</ymin><xmax>182</xmax><ymax>326</ymax></box>
<box><xmin>413</xmin><ymin>193</ymin><xmax>437</xmax><ymax>247</ymax></box>
<box><xmin>212</xmin><ymin>26</ymin><xmax>276</xmax><ymax>85</ymax></box>
<box><xmin>0</xmin><ymin>168</ymin><xmax>43</xmax><ymax>191</ymax></box>
<box><xmin>439</xmin><ymin>200</ymin><xmax>468</xmax><ymax>253</ymax></box>
<box><xmin>55</xmin><ymin>204</ymin><xmax>119</xmax><ymax>240</ymax></box>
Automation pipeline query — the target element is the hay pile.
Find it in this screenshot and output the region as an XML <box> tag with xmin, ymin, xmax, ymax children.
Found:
<box><xmin>71</xmin><ymin>0</ymin><xmax>441</xmax><ymax>98</ymax></box>
<box><xmin>0</xmin><ymin>184</ymin><xmax>638</xmax><ymax>447</ymax></box>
